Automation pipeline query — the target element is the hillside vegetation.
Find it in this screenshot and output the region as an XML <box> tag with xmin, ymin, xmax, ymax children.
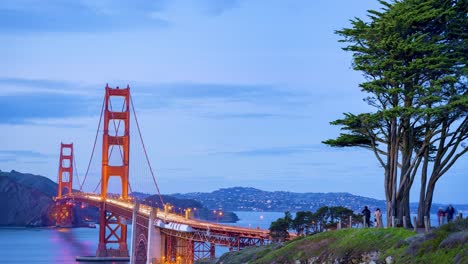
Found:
<box><xmin>215</xmin><ymin>219</ymin><xmax>468</xmax><ymax>264</ymax></box>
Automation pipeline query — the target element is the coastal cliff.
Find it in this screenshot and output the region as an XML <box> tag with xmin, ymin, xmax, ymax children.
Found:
<box><xmin>0</xmin><ymin>176</ymin><xmax>54</xmax><ymax>226</ymax></box>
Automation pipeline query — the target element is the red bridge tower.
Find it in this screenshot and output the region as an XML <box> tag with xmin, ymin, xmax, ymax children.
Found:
<box><xmin>97</xmin><ymin>85</ymin><xmax>131</xmax><ymax>257</ymax></box>
<box><xmin>56</xmin><ymin>143</ymin><xmax>74</xmax><ymax>227</ymax></box>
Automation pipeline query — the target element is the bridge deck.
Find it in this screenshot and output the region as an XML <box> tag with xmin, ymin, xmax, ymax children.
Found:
<box><xmin>60</xmin><ymin>193</ymin><xmax>270</xmax><ymax>240</ymax></box>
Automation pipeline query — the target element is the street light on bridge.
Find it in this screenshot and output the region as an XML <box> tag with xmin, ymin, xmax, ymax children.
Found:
<box><xmin>213</xmin><ymin>210</ymin><xmax>223</xmax><ymax>223</ymax></box>
<box><xmin>184</xmin><ymin>208</ymin><xmax>192</xmax><ymax>220</ymax></box>
<box><xmin>164</xmin><ymin>203</ymin><xmax>173</xmax><ymax>214</ymax></box>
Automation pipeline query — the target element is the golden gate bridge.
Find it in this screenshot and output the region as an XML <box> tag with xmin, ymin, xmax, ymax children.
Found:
<box><xmin>53</xmin><ymin>85</ymin><xmax>270</xmax><ymax>264</ymax></box>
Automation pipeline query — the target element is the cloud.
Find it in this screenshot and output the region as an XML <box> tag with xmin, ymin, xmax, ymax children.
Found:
<box><xmin>217</xmin><ymin>144</ymin><xmax>326</xmax><ymax>156</ymax></box>
<box><xmin>0</xmin><ymin>94</ymin><xmax>83</xmax><ymax>123</ymax></box>
<box><xmin>133</xmin><ymin>82</ymin><xmax>301</xmax><ymax>109</ymax></box>
<box><xmin>204</xmin><ymin>113</ymin><xmax>279</xmax><ymax>119</ymax></box>
<box><xmin>0</xmin><ymin>150</ymin><xmax>52</xmax><ymax>162</ymax></box>
<box><xmin>0</xmin><ymin>78</ymin><xmax>70</xmax><ymax>89</ymax></box>
<box><xmin>0</xmin><ymin>78</ymin><xmax>101</xmax><ymax>124</ymax></box>
<box><xmin>0</xmin><ymin>0</ymin><xmax>168</xmax><ymax>33</ymax></box>
<box><xmin>0</xmin><ymin>78</ymin><xmax>94</xmax><ymax>96</ymax></box>
<box><xmin>0</xmin><ymin>78</ymin><xmax>304</xmax><ymax>124</ymax></box>
<box><xmin>138</xmin><ymin>82</ymin><xmax>291</xmax><ymax>100</ymax></box>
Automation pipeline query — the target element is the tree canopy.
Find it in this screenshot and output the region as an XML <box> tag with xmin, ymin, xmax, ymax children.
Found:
<box><xmin>324</xmin><ymin>0</ymin><xmax>467</xmax><ymax>227</ymax></box>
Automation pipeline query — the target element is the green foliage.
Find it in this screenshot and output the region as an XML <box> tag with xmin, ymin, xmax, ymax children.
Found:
<box><xmin>215</xmin><ymin>244</ymin><xmax>280</xmax><ymax>264</ymax></box>
<box><xmin>325</xmin><ymin>0</ymin><xmax>467</xmax><ymax>151</ymax></box>
<box><xmin>324</xmin><ymin>0</ymin><xmax>468</xmax><ymax>230</ymax></box>
<box><xmin>269</xmin><ymin>212</ymin><xmax>294</xmax><ymax>242</ymax></box>
<box><xmin>283</xmin><ymin>211</ymin><xmax>293</xmax><ymax>226</ymax></box>
<box><xmin>292</xmin><ymin>211</ymin><xmax>314</xmax><ymax>235</ymax></box>
<box><xmin>329</xmin><ymin>206</ymin><xmax>354</xmax><ymax>223</ymax></box>
<box><xmin>322</xmin><ymin>134</ymin><xmax>372</xmax><ymax>147</ymax></box>
<box><xmin>389</xmin><ymin>218</ymin><xmax>468</xmax><ymax>263</ymax></box>
<box><xmin>272</xmin><ymin>206</ymin><xmax>358</xmax><ymax>236</ymax></box>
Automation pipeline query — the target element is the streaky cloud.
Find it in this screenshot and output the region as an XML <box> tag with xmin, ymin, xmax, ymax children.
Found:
<box><xmin>0</xmin><ymin>1</ymin><xmax>168</xmax><ymax>33</ymax></box>
<box><xmin>217</xmin><ymin>144</ymin><xmax>326</xmax><ymax>156</ymax></box>
<box><xmin>134</xmin><ymin>82</ymin><xmax>302</xmax><ymax>107</ymax></box>
<box><xmin>0</xmin><ymin>78</ymin><xmax>71</xmax><ymax>89</ymax></box>
<box><xmin>0</xmin><ymin>91</ymin><xmax>100</xmax><ymax>124</ymax></box>
<box><xmin>204</xmin><ymin>113</ymin><xmax>279</xmax><ymax>119</ymax></box>
<box><xmin>0</xmin><ymin>150</ymin><xmax>52</xmax><ymax>158</ymax></box>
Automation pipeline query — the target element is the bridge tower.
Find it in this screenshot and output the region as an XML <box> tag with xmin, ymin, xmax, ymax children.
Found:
<box><xmin>97</xmin><ymin>85</ymin><xmax>131</xmax><ymax>257</ymax></box>
<box><xmin>56</xmin><ymin>143</ymin><xmax>74</xmax><ymax>227</ymax></box>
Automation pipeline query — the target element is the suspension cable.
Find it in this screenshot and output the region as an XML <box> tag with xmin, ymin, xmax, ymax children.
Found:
<box><xmin>92</xmin><ymin>179</ymin><xmax>102</xmax><ymax>193</ymax></box>
<box><xmin>129</xmin><ymin>182</ymin><xmax>133</xmax><ymax>196</ymax></box>
<box><xmin>80</xmin><ymin>96</ymin><xmax>105</xmax><ymax>192</ymax></box>
<box><xmin>130</xmin><ymin>94</ymin><xmax>165</xmax><ymax>206</ymax></box>
<box><xmin>56</xmin><ymin>146</ymin><xmax>61</xmax><ymax>196</ymax></box>
<box><xmin>73</xmin><ymin>154</ymin><xmax>82</xmax><ymax>192</ymax></box>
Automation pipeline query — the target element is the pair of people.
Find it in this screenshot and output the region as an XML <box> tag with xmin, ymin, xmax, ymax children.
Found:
<box><xmin>446</xmin><ymin>204</ymin><xmax>456</xmax><ymax>223</ymax></box>
<box><xmin>437</xmin><ymin>204</ymin><xmax>456</xmax><ymax>225</ymax></box>
<box><xmin>361</xmin><ymin>206</ymin><xmax>382</xmax><ymax>228</ymax></box>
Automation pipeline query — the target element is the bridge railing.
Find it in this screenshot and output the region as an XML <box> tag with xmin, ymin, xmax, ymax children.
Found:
<box><xmin>59</xmin><ymin>192</ymin><xmax>271</xmax><ymax>239</ymax></box>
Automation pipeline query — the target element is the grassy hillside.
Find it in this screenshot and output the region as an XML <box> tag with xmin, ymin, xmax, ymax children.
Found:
<box><xmin>216</xmin><ymin>219</ymin><xmax>468</xmax><ymax>264</ymax></box>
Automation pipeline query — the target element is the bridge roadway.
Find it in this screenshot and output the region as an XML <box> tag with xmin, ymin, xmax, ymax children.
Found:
<box><xmin>62</xmin><ymin>193</ymin><xmax>270</xmax><ymax>249</ymax></box>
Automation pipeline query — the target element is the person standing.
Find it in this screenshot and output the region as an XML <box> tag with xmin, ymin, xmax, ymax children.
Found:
<box><xmin>446</xmin><ymin>205</ymin><xmax>456</xmax><ymax>223</ymax></box>
<box><xmin>374</xmin><ymin>208</ymin><xmax>383</xmax><ymax>228</ymax></box>
<box><xmin>362</xmin><ymin>206</ymin><xmax>371</xmax><ymax>227</ymax></box>
<box><xmin>437</xmin><ymin>207</ymin><xmax>446</xmax><ymax>226</ymax></box>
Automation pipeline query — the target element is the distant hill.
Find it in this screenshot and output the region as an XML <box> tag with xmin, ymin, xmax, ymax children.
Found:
<box><xmin>172</xmin><ymin>187</ymin><xmax>386</xmax><ymax>212</ymax></box>
<box><xmin>172</xmin><ymin>187</ymin><xmax>468</xmax><ymax>214</ymax></box>
<box><xmin>0</xmin><ymin>169</ymin><xmax>95</xmax><ymax>226</ymax></box>
<box><xmin>0</xmin><ymin>170</ymin><xmax>57</xmax><ymax>197</ymax></box>
<box><xmin>0</xmin><ymin>175</ymin><xmax>55</xmax><ymax>226</ymax></box>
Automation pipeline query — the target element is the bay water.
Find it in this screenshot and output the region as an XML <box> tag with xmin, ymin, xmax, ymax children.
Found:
<box><xmin>0</xmin><ymin>211</ymin><xmax>439</xmax><ymax>263</ymax></box>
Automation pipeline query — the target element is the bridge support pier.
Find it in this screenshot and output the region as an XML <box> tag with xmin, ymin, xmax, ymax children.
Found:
<box><xmin>193</xmin><ymin>242</ymin><xmax>215</xmax><ymax>261</ymax></box>
<box><xmin>96</xmin><ymin>202</ymin><xmax>129</xmax><ymax>257</ymax></box>
<box><xmin>130</xmin><ymin>202</ymin><xmax>140</xmax><ymax>264</ymax></box>
<box><xmin>55</xmin><ymin>201</ymin><xmax>73</xmax><ymax>227</ymax></box>
<box><xmin>146</xmin><ymin>208</ymin><xmax>162</xmax><ymax>264</ymax></box>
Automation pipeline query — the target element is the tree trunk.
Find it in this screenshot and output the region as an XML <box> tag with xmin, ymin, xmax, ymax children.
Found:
<box><xmin>417</xmin><ymin>146</ymin><xmax>430</xmax><ymax>227</ymax></box>
<box><xmin>401</xmin><ymin>195</ymin><xmax>412</xmax><ymax>228</ymax></box>
<box><xmin>398</xmin><ymin>117</ymin><xmax>413</xmax><ymax>228</ymax></box>
<box><xmin>423</xmin><ymin>181</ymin><xmax>436</xmax><ymax>227</ymax></box>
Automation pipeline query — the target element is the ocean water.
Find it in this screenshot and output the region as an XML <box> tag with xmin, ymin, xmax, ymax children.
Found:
<box><xmin>0</xmin><ymin>212</ymin><xmax>279</xmax><ymax>264</ymax></box>
<box><xmin>0</xmin><ymin>226</ymin><xmax>103</xmax><ymax>264</ymax></box>
<box><xmin>0</xmin><ymin>211</ymin><xmax>442</xmax><ymax>263</ymax></box>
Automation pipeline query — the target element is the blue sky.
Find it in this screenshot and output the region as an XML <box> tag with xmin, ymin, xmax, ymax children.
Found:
<box><xmin>1</xmin><ymin>0</ymin><xmax>466</xmax><ymax>204</ymax></box>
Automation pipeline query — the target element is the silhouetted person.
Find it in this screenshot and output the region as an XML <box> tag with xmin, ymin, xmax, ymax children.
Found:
<box><xmin>362</xmin><ymin>206</ymin><xmax>371</xmax><ymax>227</ymax></box>
<box><xmin>446</xmin><ymin>205</ymin><xmax>455</xmax><ymax>222</ymax></box>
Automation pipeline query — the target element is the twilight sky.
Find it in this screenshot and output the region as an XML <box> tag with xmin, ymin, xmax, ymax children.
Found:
<box><xmin>1</xmin><ymin>0</ymin><xmax>466</xmax><ymax>204</ymax></box>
